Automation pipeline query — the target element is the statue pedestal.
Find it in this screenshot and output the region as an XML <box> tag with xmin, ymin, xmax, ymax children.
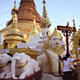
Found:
<box><xmin>0</xmin><ymin>70</ymin><xmax>42</xmax><ymax>80</ymax></box>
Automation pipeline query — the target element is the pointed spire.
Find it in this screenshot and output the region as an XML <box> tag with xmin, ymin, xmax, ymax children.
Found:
<box><xmin>43</xmin><ymin>0</ymin><xmax>46</xmax><ymax>4</ymax></box>
<box><xmin>52</xmin><ymin>28</ymin><xmax>62</xmax><ymax>38</ymax></box>
<box><xmin>27</xmin><ymin>19</ymin><xmax>38</xmax><ymax>42</ymax></box>
<box><xmin>11</xmin><ymin>0</ymin><xmax>18</xmax><ymax>16</ymax></box>
<box><xmin>11</xmin><ymin>0</ymin><xmax>18</xmax><ymax>24</ymax></box>
<box><xmin>11</xmin><ymin>2</ymin><xmax>19</xmax><ymax>31</ymax></box>
<box><xmin>13</xmin><ymin>0</ymin><xmax>17</xmax><ymax>10</ymax></box>
<box><xmin>72</xmin><ymin>19</ymin><xmax>76</xmax><ymax>35</ymax></box>
<box><xmin>12</xmin><ymin>11</ymin><xmax>18</xmax><ymax>23</ymax></box>
<box><xmin>31</xmin><ymin>19</ymin><xmax>38</xmax><ymax>36</ymax></box>
<box><xmin>43</xmin><ymin>0</ymin><xmax>47</xmax><ymax>18</ymax></box>
<box><xmin>42</xmin><ymin>0</ymin><xmax>48</xmax><ymax>19</ymax></box>
<box><xmin>6</xmin><ymin>8</ymin><xmax>24</xmax><ymax>42</ymax></box>
<box><xmin>11</xmin><ymin>11</ymin><xmax>20</xmax><ymax>32</ymax></box>
<box><xmin>40</xmin><ymin>0</ymin><xmax>51</xmax><ymax>28</ymax></box>
<box><xmin>73</xmin><ymin>19</ymin><xmax>75</xmax><ymax>27</ymax></box>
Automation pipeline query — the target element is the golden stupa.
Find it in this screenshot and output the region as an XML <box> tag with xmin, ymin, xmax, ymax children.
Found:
<box><xmin>4</xmin><ymin>6</ymin><xmax>25</xmax><ymax>49</ymax></box>
<box><xmin>0</xmin><ymin>0</ymin><xmax>41</xmax><ymax>59</ymax></box>
<box><xmin>0</xmin><ymin>0</ymin><xmax>41</xmax><ymax>38</ymax></box>
<box><xmin>27</xmin><ymin>19</ymin><xmax>38</xmax><ymax>42</ymax></box>
<box><xmin>0</xmin><ymin>0</ymin><xmax>52</xmax><ymax>59</ymax></box>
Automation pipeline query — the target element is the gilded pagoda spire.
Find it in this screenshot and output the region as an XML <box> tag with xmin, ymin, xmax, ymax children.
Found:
<box><xmin>11</xmin><ymin>1</ymin><xmax>18</xmax><ymax>31</ymax></box>
<box><xmin>43</xmin><ymin>0</ymin><xmax>47</xmax><ymax>19</ymax></box>
<box><xmin>40</xmin><ymin>0</ymin><xmax>51</xmax><ymax>28</ymax></box>
<box><xmin>4</xmin><ymin>1</ymin><xmax>25</xmax><ymax>49</ymax></box>
<box><xmin>72</xmin><ymin>19</ymin><xmax>76</xmax><ymax>36</ymax></box>
<box><xmin>27</xmin><ymin>19</ymin><xmax>38</xmax><ymax>42</ymax></box>
<box><xmin>5</xmin><ymin>2</ymin><xmax>24</xmax><ymax>42</ymax></box>
<box><xmin>73</xmin><ymin>19</ymin><xmax>75</xmax><ymax>27</ymax></box>
<box><xmin>12</xmin><ymin>1</ymin><xmax>18</xmax><ymax>14</ymax></box>
<box><xmin>31</xmin><ymin>19</ymin><xmax>38</xmax><ymax>35</ymax></box>
<box><xmin>13</xmin><ymin>0</ymin><xmax>17</xmax><ymax>10</ymax></box>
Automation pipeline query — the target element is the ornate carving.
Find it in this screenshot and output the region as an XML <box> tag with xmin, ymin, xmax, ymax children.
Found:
<box><xmin>40</xmin><ymin>0</ymin><xmax>51</xmax><ymax>28</ymax></box>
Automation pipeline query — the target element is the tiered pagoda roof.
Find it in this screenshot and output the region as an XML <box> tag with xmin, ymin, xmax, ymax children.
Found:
<box><xmin>18</xmin><ymin>0</ymin><xmax>41</xmax><ymax>23</ymax></box>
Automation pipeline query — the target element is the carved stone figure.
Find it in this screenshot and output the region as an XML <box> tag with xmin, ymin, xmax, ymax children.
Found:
<box><xmin>0</xmin><ymin>53</ymin><xmax>12</xmax><ymax>79</ymax></box>
<box><xmin>11</xmin><ymin>53</ymin><xmax>40</xmax><ymax>79</ymax></box>
<box><xmin>37</xmin><ymin>28</ymin><xmax>65</xmax><ymax>76</ymax></box>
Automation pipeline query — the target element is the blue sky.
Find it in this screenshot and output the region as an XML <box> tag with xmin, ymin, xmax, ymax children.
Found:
<box><xmin>0</xmin><ymin>0</ymin><xmax>80</xmax><ymax>32</ymax></box>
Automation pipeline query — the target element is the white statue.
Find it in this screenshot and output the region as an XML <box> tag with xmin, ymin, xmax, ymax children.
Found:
<box><xmin>11</xmin><ymin>53</ymin><xmax>40</xmax><ymax>79</ymax></box>
<box><xmin>0</xmin><ymin>53</ymin><xmax>12</xmax><ymax>79</ymax></box>
<box><xmin>37</xmin><ymin>28</ymin><xmax>65</xmax><ymax>76</ymax></box>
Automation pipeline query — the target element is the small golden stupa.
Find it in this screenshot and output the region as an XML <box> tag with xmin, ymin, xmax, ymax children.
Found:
<box><xmin>27</xmin><ymin>19</ymin><xmax>38</xmax><ymax>42</ymax></box>
<box><xmin>0</xmin><ymin>0</ymin><xmax>41</xmax><ymax>38</ymax></box>
<box><xmin>0</xmin><ymin>1</ymin><xmax>40</xmax><ymax>59</ymax></box>
<box><xmin>3</xmin><ymin>2</ymin><xmax>25</xmax><ymax>49</ymax></box>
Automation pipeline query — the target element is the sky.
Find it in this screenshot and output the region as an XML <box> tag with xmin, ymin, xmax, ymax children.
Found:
<box><xmin>0</xmin><ymin>0</ymin><xmax>80</xmax><ymax>33</ymax></box>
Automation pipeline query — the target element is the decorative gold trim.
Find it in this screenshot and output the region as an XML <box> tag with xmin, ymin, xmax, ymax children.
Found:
<box><xmin>48</xmin><ymin>46</ymin><xmax>64</xmax><ymax>56</ymax></box>
<box><xmin>51</xmin><ymin>28</ymin><xmax>62</xmax><ymax>38</ymax></box>
<box><xmin>16</xmin><ymin>61</ymin><xmax>28</xmax><ymax>68</ymax></box>
<box><xmin>44</xmin><ymin>49</ymin><xmax>53</xmax><ymax>73</ymax></box>
<box><xmin>42</xmin><ymin>42</ymin><xmax>53</xmax><ymax>73</ymax></box>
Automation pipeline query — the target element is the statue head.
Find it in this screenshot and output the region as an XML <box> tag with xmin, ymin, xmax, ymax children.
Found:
<box><xmin>49</xmin><ymin>28</ymin><xmax>63</xmax><ymax>48</ymax></box>
<box><xmin>0</xmin><ymin>53</ymin><xmax>11</xmax><ymax>64</ymax></box>
<box><xmin>13</xmin><ymin>53</ymin><xmax>31</xmax><ymax>63</ymax></box>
